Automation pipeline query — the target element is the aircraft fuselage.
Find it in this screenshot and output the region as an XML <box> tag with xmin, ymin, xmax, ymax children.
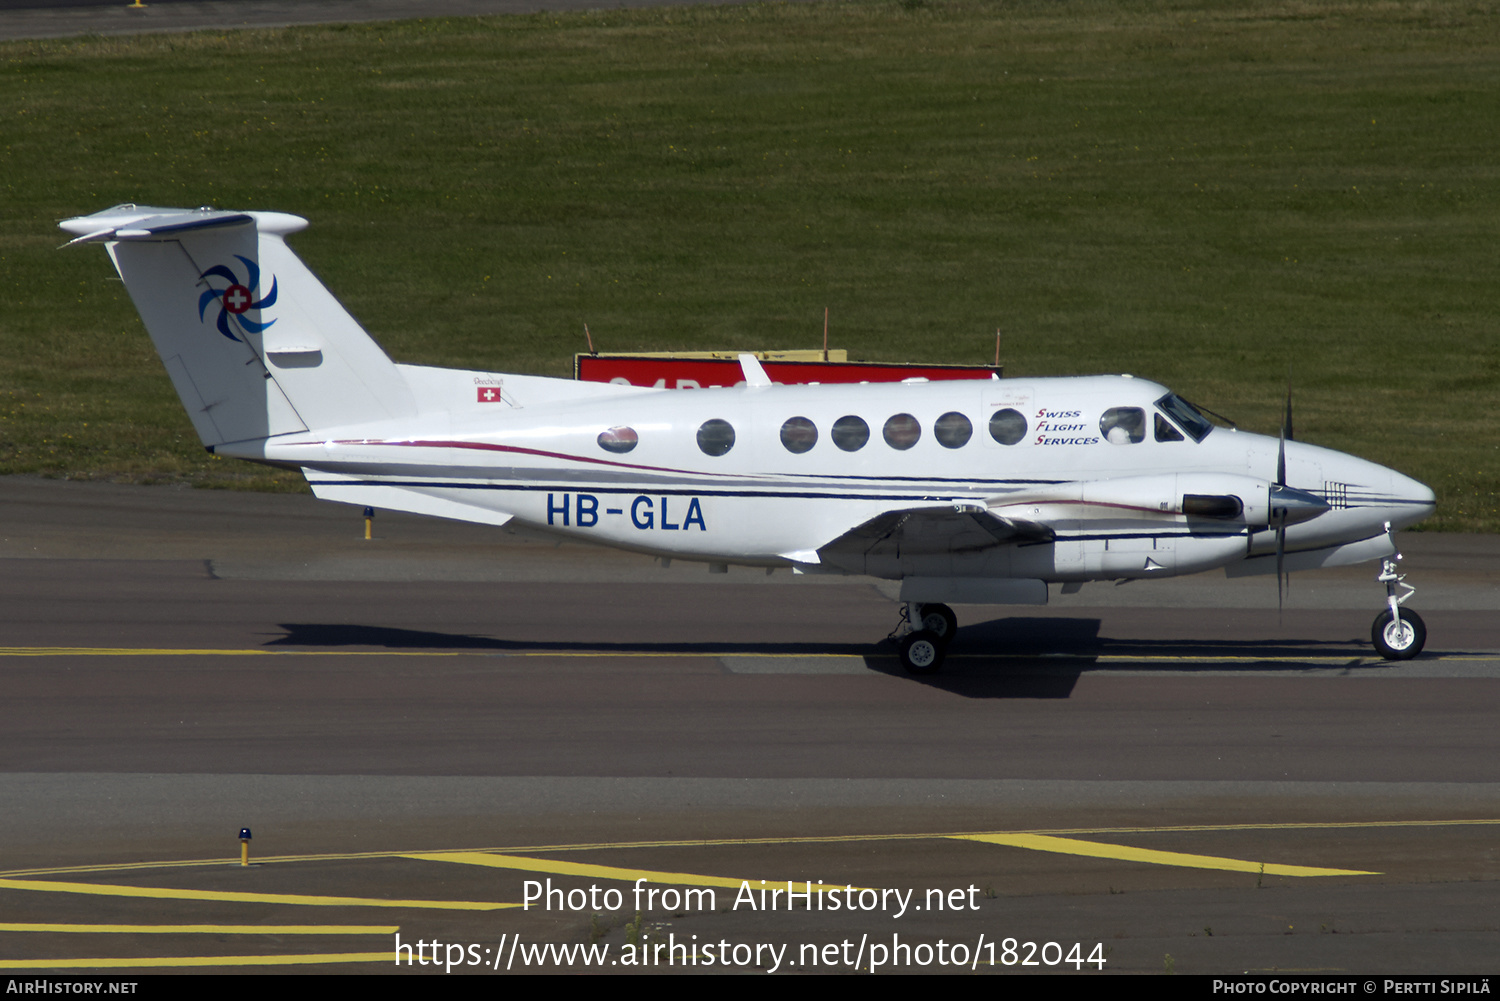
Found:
<box><xmin>222</xmin><ymin>372</ymin><xmax>1433</xmax><ymax>582</ymax></box>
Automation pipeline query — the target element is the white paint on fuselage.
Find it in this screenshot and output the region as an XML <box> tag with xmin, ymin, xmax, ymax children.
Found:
<box><xmin>235</xmin><ymin>373</ymin><xmax>1434</xmax><ymax>580</ymax></box>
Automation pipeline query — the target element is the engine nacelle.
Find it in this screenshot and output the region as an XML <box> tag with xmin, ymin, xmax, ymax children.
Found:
<box><xmin>991</xmin><ymin>473</ymin><xmax>1273</xmax><ymax>530</ymax></box>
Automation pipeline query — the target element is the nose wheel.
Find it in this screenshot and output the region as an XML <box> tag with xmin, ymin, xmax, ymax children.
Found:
<box><xmin>1372</xmin><ymin>607</ymin><xmax>1425</xmax><ymax>660</ymax></box>
<box><xmin>893</xmin><ymin>602</ymin><xmax>956</xmax><ymax>674</ymax></box>
<box><xmin>1373</xmin><ymin>551</ymin><xmax>1425</xmax><ymax>660</ymax></box>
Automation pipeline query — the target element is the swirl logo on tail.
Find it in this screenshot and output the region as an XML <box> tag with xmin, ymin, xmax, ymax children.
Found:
<box><xmin>198</xmin><ymin>255</ymin><xmax>278</xmax><ymax>341</ymax></box>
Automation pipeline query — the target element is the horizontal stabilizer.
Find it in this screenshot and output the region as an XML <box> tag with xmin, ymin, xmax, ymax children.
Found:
<box><xmin>59</xmin><ymin>205</ymin><xmax>304</xmax><ymax>246</ymax></box>
<box><xmin>306</xmin><ymin>471</ymin><xmax>515</xmax><ymax>528</ymax></box>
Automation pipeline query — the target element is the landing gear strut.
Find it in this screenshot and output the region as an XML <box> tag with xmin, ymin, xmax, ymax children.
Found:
<box><xmin>1373</xmin><ymin>549</ymin><xmax>1425</xmax><ymax>660</ymax></box>
<box><xmin>894</xmin><ymin>602</ymin><xmax>956</xmax><ymax>674</ymax></box>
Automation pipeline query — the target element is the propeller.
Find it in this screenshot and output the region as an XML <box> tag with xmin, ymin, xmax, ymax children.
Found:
<box><xmin>1283</xmin><ymin>381</ymin><xmax>1294</xmax><ymax>446</ymax></box>
<box><xmin>1274</xmin><ymin>383</ymin><xmax>1290</xmax><ymax>612</ymax></box>
<box><xmin>1270</xmin><ymin>379</ymin><xmax>1316</xmax><ymax>616</ymax></box>
<box><xmin>1274</xmin><ymin>462</ymin><xmax>1286</xmax><ymax>611</ymax></box>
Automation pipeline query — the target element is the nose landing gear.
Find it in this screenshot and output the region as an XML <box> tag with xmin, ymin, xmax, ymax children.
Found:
<box><xmin>1373</xmin><ymin>552</ymin><xmax>1425</xmax><ymax>660</ymax></box>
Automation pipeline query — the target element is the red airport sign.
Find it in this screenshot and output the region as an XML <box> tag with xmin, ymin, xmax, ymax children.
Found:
<box><xmin>576</xmin><ymin>354</ymin><xmax>1000</xmax><ymax>389</ymax></box>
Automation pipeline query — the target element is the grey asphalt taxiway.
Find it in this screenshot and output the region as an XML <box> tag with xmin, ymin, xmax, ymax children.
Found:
<box><xmin>2</xmin><ymin>475</ymin><xmax>1499</xmax><ymax>975</ymax></box>
<box><xmin>11</xmin><ymin>0</ymin><xmax>1499</xmax><ymax>976</ymax></box>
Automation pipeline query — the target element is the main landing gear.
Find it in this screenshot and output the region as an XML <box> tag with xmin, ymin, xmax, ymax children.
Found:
<box><xmin>1373</xmin><ymin>553</ymin><xmax>1425</xmax><ymax>660</ymax></box>
<box><xmin>894</xmin><ymin>601</ymin><xmax>956</xmax><ymax>674</ymax></box>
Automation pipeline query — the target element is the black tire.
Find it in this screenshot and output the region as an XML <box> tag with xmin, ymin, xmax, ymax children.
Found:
<box><xmin>1372</xmin><ymin>608</ymin><xmax>1426</xmax><ymax>660</ymax></box>
<box><xmin>899</xmin><ymin>630</ymin><xmax>945</xmax><ymax>675</ymax></box>
<box><xmin>918</xmin><ymin>603</ymin><xmax>957</xmax><ymax>643</ymax></box>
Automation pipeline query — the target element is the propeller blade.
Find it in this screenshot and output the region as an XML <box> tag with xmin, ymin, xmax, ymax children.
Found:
<box><xmin>1276</xmin><ymin>376</ymin><xmax>1292</xmax><ymax>486</ymax></box>
<box><xmin>1273</xmin><ymin>376</ymin><xmax>1294</xmax><ymax>618</ymax></box>
<box><xmin>1275</xmin><ymin>515</ymin><xmax>1286</xmax><ymax>618</ymax></box>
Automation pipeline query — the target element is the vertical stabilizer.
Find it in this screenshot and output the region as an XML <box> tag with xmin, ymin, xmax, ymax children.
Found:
<box><xmin>60</xmin><ymin>205</ymin><xmax>417</xmax><ymax>446</ymax></box>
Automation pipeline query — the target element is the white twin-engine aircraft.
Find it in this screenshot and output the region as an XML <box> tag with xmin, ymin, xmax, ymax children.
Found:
<box><xmin>61</xmin><ymin>205</ymin><xmax>1437</xmax><ymax>673</ymax></box>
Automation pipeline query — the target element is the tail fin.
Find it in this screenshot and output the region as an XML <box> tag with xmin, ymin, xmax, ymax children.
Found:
<box><xmin>60</xmin><ymin>204</ymin><xmax>416</xmax><ymax>447</ymax></box>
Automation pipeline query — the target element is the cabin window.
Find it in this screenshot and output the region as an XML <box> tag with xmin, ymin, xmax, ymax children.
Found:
<box><xmin>934</xmin><ymin>412</ymin><xmax>972</xmax><ymax>448</ymax></box>
<box><xmin>780</xmin><ymin>416</ymin><xmax>818</xmax><ymax>454</ymax></box>
<box><xmin>597</xmin><ymin>426</ymin><xmax>639</xmax><ymax>454</ymax></box>
<box><xmin>988</xmin><ymin>408</ymin><xmax>1027</xmax><ymax>446</ymax></box>
<box><xmin>696</xmin><ymin>418</ymin><xmax>736</xmax><ymax>457</ymax></box>
<box><xmin>1154</xmin><ymin>413</ymin><xmax>1185</xmax><ymax>442</ymax></box>
<box><xmin>831</xmin><ymin>415</ymin><xmax>870</xmax><ymax>452</ymax></box>
<box><xmin>883</xmin><ymin>413</ymin><xmax>921</xmax><ymax>450</ymax></box>
<box><xmin>1100</xmin><ymin>407</ymin><xmax>1145</xmax><ymax>444</ymax></box>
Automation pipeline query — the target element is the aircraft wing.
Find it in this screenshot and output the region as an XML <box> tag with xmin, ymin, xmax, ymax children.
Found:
<box><xmin>809</xmin><ymin>503</ymin><xmax>1054</xmax><ymax>572</ymax></box>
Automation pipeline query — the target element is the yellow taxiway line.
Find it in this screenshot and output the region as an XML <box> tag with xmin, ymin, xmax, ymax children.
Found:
<box><xmin>0</xmin><ymin>923</ymin><xmax>397</xmax><ymax>934</ymax></box>
<box><xmin>5</xmin><ymin>818</ymin><xmax>1494</xmax><ymax>882</ymax></box>
<box><xmin>4</xmin><ymin>819</ymin><xmax>1470</xmax><ymax>970</ymax></box>
<box><xmin>409</xmin><ymin>852</ymin><xmax>856</xmax><ymax>891</ymax></box>
<box><xmin>0</xmin><ymin>953</ymin><xmax>391</xmax><ymax>970</ymax></box>
<box><xmin>952</xmin><ymin>833</ymin><xmax>1378</xmax><ymax>876</ymax></box>
<box><xmin>0</xmin><ymin>878</ymin><xmax>515</xmax><ymax>910</ymax></box>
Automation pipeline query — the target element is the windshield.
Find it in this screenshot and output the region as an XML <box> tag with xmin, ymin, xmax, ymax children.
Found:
<box><xmin>1154</xmin><ymin>392</ymin><xmax>1215</xmax><ymax>443</ymax></box>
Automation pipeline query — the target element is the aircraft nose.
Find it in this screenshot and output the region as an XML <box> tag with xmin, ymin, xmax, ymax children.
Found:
<box><xmin>1390</xmin><ymin>469</ymin><xmax>1437</xmax><ymax>528</ymax></box>
<box><xmin>1353</xmin><ymin>460</ymin><xmax>1436</xmax><ymax>531</ymax></box>
<box><xmin>1316</xmin><ymin>448</ymin><xmax>1435</xmax><ymax>532</ymax></box>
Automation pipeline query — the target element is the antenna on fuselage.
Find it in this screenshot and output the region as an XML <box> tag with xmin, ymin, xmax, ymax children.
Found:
<box><xmin>994</xmin><ymin>328</ymin><xmax>1002</xmax><ymax>368</ymax></box>
<box><xmin>822</xmin><ymin>307</ymin><xmax>829</xmax><ymax>362</ymax></box>
<box><xmin>584</xmin><ymin>323</ymin><xmax>597</xmax><ymax>355</ymax></box>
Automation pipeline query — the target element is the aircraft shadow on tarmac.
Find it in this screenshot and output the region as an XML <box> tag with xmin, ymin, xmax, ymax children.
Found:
<box><xmin>265</xmin><ymin>619</ymin><xmax>1392</xmax><ymax>700</ymax></box>
<box><xmin>265</xmin><ymin>621</ymin><xmax>886</xmax><ymax>654</ymax></box>
<box><xmin>264</xmin><ymin>621</ymin><xmax>1090</xmax><ymax>697</ymax></box>
<box><xmin>953</xmin><ymin>615</ymin><xmax>1383</xmax><ymax>663</ymax></box>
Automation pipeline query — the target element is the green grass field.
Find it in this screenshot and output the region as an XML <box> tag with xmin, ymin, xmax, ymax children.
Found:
<box><xmin>1</xmin><ymin>0</ymin><xmax>1496</xmax><ymax>529</ymax></box>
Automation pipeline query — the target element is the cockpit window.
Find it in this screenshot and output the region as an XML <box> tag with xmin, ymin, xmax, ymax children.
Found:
<box><xmin>1100</xmin><ymin>407</ymin><xmax>1145</xmax><ymax>444</ymax></box>
<box><xmin>1154</xmin><ymin>393</ymin><xmax>1214</xmax><ymax>443</ymax></box>
<box><xmin>1154</xmin><ymin>413</ymin><xmax>1184</xmax><ymax>442</ymax></box>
